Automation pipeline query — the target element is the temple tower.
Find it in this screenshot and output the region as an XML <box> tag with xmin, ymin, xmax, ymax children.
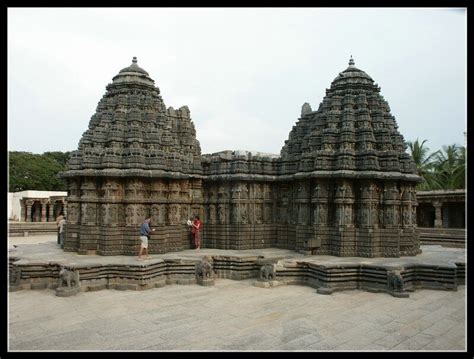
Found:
<box><xmin>62</xmin><ymin>56</ymin><xmax>421</xmax><ymax>257</ymax></box>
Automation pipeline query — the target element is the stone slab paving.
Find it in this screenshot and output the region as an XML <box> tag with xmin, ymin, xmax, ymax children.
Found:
<box><xmin>8</xmin><ymin>235</ymin><xmax>467</xmax><ymax>351</ymax></box>
<box><xmin>8</xmin><ymin>234</ymin><xmax>466</xmax><ymax>269</ymax></box>
<box><xmin>9</xmin><ymin>279</ymin><xmax>466</xmax><ymax>351</ymax></box>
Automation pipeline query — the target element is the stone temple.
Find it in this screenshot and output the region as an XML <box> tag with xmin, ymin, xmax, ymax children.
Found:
<box><xmin>61</xmin><ymin>56</ymin><xmax>422</xmax><ymax>257</ymax></box>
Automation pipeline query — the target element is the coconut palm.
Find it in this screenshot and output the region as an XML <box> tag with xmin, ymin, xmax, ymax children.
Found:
<box><xmin>433</xmin><ymin>144</ymin><xmax>466</xmax><ymax>190</ymax></box>
<box><xmin>406</xmin><ymin>138</ymin><xmax>441</xmax><ymax>190</ymax></box>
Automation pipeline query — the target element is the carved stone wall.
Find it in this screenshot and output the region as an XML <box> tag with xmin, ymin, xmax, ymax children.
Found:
<box><xmin>61</xmin><ymin>57</ymin><xmax>421</xmax><ymax>257</ymax></box>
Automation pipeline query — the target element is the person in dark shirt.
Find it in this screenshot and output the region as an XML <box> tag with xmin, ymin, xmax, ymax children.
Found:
<box><xmin>138</xmin><ymin>217</ymin><xmax>155</xmax><ymax>260</ymax></box>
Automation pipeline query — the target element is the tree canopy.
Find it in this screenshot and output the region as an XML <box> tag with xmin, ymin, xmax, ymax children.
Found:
<box><xmin>9</xmin><ymin>151</ymin><xmax>70</xmax><ymax>192</ymax></box>
<box><xmin>407</xmin><ymin>139</ymin><xmax>466</xmax><ymax>191</ymax></box>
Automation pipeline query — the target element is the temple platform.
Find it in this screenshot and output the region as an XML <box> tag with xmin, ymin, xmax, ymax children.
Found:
<box><xmin>9</xmin><ymin>242</ymin><xmax>465</xmax><ymax>298</ymax></box>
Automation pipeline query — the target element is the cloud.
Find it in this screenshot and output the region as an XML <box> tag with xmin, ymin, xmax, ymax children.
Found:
<box><xmin>8</xmin><ymin>8</ymin><xmax>467</xmax><ymax>155</ymax></box>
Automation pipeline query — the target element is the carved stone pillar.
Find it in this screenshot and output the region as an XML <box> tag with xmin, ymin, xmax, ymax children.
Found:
<box><xmin>47</xmin><ymin>204</ymin><xmax>53</xmax><ymax>222</ymax></box>
<box><xmin>20</xmin><ymin>201</ymin><xmax>26</xmax><ymax>222</ymax></box>
<box><xmin>433</xmin><ymin>201</ymin><xmax>442</xmax><ymax>228</ymax></box>
<box><xmin>25</xmin><ymin>200</ymin><xmax>33</xmax><ymax>222</ymax></box>
<box><xmin>41</xmin><ymin>199</ymin><xmax>48</xmax><ymax>222</ymax></box>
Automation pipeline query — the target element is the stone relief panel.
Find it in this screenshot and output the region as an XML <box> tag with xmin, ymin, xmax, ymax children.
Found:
<box><xmin>67</xmin><ymin>203</ymin><xmax>80</xmax><ymax>224</ymax></box>
<box><xmin>208</xmin><ymin>204</ymin><xmax>216</xmax><ymax>224</ymax></box>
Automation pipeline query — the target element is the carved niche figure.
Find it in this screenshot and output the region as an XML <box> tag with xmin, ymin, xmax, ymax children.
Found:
<box><xmin>385</xmin><ymin>207</ymin><xmax>394</xmax><ymax>225</ymax></box>
<box><xmin>263</xmin><ymin>184</ymin><xmax>272</xmax><ymax>200</ymax></box>
<box><xmin>195</xmin><ymin>257</ymin><xmax>214</xmax><ymax>279</ymax></box>
<box><xmin>86</xmin><ymin>205</ymin><xmax>96</xmax><ymax>224</ymax></box>
<box><xmin>67</xmin><ymin>204</ymin><xmax>79</xmax><ymax>223</ymax></box>
<box><xmin>260</xmin><ymin>264</ymin><xmax>276</xmax><ymax>282</ymax></box>
<box><xmin>157</xmin><ymin>204</ymin><xmax>166</xmax><ymax>224</ymax></box>
<box><xmin>253</xmin><ymin>184</ymin><xmax>263</xmax><ymax>200</ymax></box>
<box><xmin>254</xmin><ymin>205</ymin><xmax>263</xmax><ymax>224</ymax></box>
<box><xmin>9</xmin><ymin>266</ymin><xmax>21</xmax><ymax>286</ymax></box>
<box><xmin>109</xmin><ymin>205</ymin><xmax>118</xmax><ymax>224</ymax></box>
<box><xmin>168</xmin><ymin>205</ymin><xmax>180</xmax><ymax>224</ymax></box>
<box><xmin>313</xmin><ymin>206</ymin><xmax>320</xmax><ymax>225</ymax></box>
<box><xmin>313</xmin><ymin>184</ymin><xmax>321</xmax><ymax>199</ymax></box>
<box><xmin>402</xmin><ymin>208</ymin><xmax>411</xmax><ymax>226</ymax></box>
<box><xmin>58</xmin><ymin>267</ymin><xmax>80</xmax><ymax>288</ymax></box>
<box><xmin>231</xmin><ymin>205</ymin><xmax>239</xmax><ymax>224</ymax></box>
<box><xmin>170</xmin><ymin>182</ymin><xmax>181</xmax><ymax>199</ymax></box>
<box><xmin>126</xmin><ymin>205</ymin><xmax>136</xmax><ymax>225</ymax></box>
<box><xmin>240</xmin><ymin>205</ymin><xmax>248</xmax><ymax>224</ymax></box>
<box><xmin>150</xmin><ymin>205</ymin><xmax>160</xmax><ymax>224</ymax></box>
<box><xmin>100</xmin><ymin>204</ymin><xmax>109</xmax><ymax>225</ymax></box>
<box><xmin>318</xmin><ymin>204</ymin><xmax>327</xmax><ymax>225</ymax></box>
<box><xmin>387</xmin><ymin>270</ymin><xmax>404</xmax><ymax>292</ymax></box>
<box><xmin>239</xmin><ymin>183</ymin><xmax>249</xmax><ymax>199</ymax></box>
<box><xmin>298</xmin><ymin>204</ymin><xmax>308</xmax><ymax>224</ymax></box>
<box><xmin>263</xmin><ymin>204</ymin><xmax>272</xmax><ymax>223</ymax></box>
<box><xmin>360</xmin><ymin>206</ymin><xmax>369</xmax><ymax>226</ymax></box>
<box><xmin>344</xmin><ymin>206</ymin><xmax>352</xmax><ymax>225</ymax></box>
<box><xmin>208</xmin><ymin>205</ymin><xmax>216</xmax><ymax>224</ymax></box>
<box><xmin>394</xmin><ymin>207</ymin><xmax>400</xmax><ymax>226</ymax></box>
<box><xmin>378</xmin><ymin>207</ymin><xmax>384</xmax><ymax>227</ymax></box>
<box><xmin>218</xmin><ymin>204</ymin><xmax>226</xmax><ymax>224</ymax></box>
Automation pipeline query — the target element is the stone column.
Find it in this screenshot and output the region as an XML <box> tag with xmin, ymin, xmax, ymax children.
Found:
<box><xmin>47</xmin><ymin>203</ymin><xmax>53</xmax><ymax>222</ymax></box>
<box><xmin>442</xmin><ymin>206</ymin><xmax>450</xmax><ymax>228</ymax></box>
<box><xmin>41</xmin><ymin>200</ymin><xmax>48</xmax><ymax>222</ymax></box>
<box><xmin>25</xmin><ymin>200</ymin><xmax>33</xmax><ymax>222</ymax></box>
<box><xmin>433</xmin><ymin>201</ymin><xmax>442</xmax><ymax>228</ymax></box>
<box><xmin>20</xmin><ymin>201</ymin><xmax>26</xmax><ymax>222</ymax></box>
<box><xmin>63</xmin><ymin>200</ymin><xmax>67</xmax><ymax>217</ymax></box>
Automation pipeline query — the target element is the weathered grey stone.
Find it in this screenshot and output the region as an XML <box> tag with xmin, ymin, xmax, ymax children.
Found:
<box><xmin>60</xmin><ymin>56</ymin><xmax>421</xmax><ymax>258</ymax></box>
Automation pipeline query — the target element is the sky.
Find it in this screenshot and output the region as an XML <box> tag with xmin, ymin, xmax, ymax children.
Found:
<box><xmin>8</xmin><ymin>8</ymin><xmax>467</xmax><ymax>156</ymax></box>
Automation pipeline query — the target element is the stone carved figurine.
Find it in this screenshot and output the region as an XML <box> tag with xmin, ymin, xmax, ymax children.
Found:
<box><xmin>387</xmin><ymin>270</ymin><xmax>404</xmax><ymax>292</ymax></box>
<box><xmin>58</xmin><ymin>267</ymin><xmax>80</xmax><ymax>288</ymax></box>
<box><xmin>195</xmin><ymin>257</ymin><xmax>214</xmax><ymax>279</ymax></box>
<box><xmin>9</xmin><ymin>266</ymin><xmax>21</xmax><ymax>286</ymax></box>
<box><xmin>260</xmin><ymin>264</ymin><xmax>275</xmax><ymax>282</ymax></box>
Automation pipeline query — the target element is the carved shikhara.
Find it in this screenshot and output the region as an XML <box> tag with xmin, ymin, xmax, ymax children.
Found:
<box><xmin>61</xmin><ymin>57</ymin><xmax>421</xmax><ymax>257</ymax></box>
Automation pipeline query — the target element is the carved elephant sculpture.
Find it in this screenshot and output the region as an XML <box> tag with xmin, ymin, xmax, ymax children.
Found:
<box><xmin>58</xmin><ymin>267</ymin><xmax>80</xmax><ymax>288</ymax></box>
<box><xmin>260</xmin><ymin>264</ymin><xmax>275</xmax><ymax>282</ymax></box>
<box><xmin>195</xmin><ymin>258</ymin><xmax>213</xmax><ymax>279</ymax></box>
<box><xmin>387</xmin><ymin>271</ymin><xmax>404</xmax><ymax>292</ymax></box>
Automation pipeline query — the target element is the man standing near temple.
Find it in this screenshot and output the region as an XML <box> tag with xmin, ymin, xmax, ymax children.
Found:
<box><xmin>138</xmin><ymin>217</ymin><xmax>155</xmax><ymax>260</ymax></box>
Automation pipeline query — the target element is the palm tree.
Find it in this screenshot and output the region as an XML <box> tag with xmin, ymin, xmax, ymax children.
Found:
<box><xmin>406</xmin><ymin>138</ymin><xmax>441</xmax><ymax>190</ymax></box>
<box><xmin>433</xmin><ymin>144</ymin><xmax>466</xmax><ymax>190</ymax></box>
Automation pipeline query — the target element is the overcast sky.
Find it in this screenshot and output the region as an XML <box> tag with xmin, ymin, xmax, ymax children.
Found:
<box><xmin>8</xmin><ymin>8</ymin><xmax>466</xmax><ymax>156</ymax></box>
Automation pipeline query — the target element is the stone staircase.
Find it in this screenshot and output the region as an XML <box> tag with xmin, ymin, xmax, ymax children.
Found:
<box><xmin>9</xmin><ymin>222</ymin><xmax>57</xmax><ymax>237</ymax></box>
<box><xmin>419</xmin><ymin>227</ymin><xmax>466</xmax><ymax>248</ymax></box>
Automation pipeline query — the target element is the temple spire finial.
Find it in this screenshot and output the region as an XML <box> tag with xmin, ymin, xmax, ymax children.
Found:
<box><xmin>132</xmin><ymin>56</ymin><xmax>137</xmax><ymax>64</ymax></box>
<box><xmin>349</xmin><ymin>55</ymin><xmax>355</xmax><ymax>66</ymax></box>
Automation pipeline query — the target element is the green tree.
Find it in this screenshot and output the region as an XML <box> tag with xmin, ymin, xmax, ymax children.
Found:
<box><xmin>9</xmin><ymin>151</ymin><xmax>70</xmax><ymax>192</ymax></box>
<box><xmin>406</xmin><ymin>139</ymin><xmax>441</xmax><ymax>190</ymax></box>
<box><xmin>433</xmin><ymin>144</ymin><xmax>466</xmax><ymax>190</ymax></box>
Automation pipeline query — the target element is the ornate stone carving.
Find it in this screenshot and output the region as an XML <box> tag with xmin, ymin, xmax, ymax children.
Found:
<box><xmin>260</xmin><ymin>264</ymin><xmax>275</xmax><ymax>282</ymax></box>
<box><xmin>195</xmin><ymin>257</ymin><xmax>214</xmax><ymax>279</ymax></box>
<box><xmin>9</xmin><ymin>266</ymin><xmax>21</xmax><ymax>286</ymax></box>
<box><xmin>61</xmin><ymin>56</ymin><xmax>421</xmax><ymax>258</ymax></box>
<box><xmin>58</xmin><ymin>267</ymin><xmax>80</xmax><ymax>288</ymax></box>
<box><xmin>387</xmin><ymin>270</ymin><xmax>404</xmax><ymax>292</ymax></box>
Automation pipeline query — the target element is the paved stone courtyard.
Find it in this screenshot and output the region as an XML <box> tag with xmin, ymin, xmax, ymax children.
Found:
<box><xmin>8</xmin><ymin>235</ymin><xmax>466</xmax><ymax>351</ymax></box>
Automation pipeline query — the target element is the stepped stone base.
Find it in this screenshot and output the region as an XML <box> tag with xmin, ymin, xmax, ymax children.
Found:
<box><xmin>9</xmin><ymin>243</ymin><xmax>465</xmax><ymax>298</ymax></box>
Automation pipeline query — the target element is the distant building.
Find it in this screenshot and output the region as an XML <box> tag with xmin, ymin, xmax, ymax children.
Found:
<box><xmin>8</xmin><ymin>190</ymin><xmax>67</xmax><ymax>222</ymax></box>
<box><xmin>416</xmin><ymin>190</ymin><xmax>465</xmax><ymax>229</ymax></box>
